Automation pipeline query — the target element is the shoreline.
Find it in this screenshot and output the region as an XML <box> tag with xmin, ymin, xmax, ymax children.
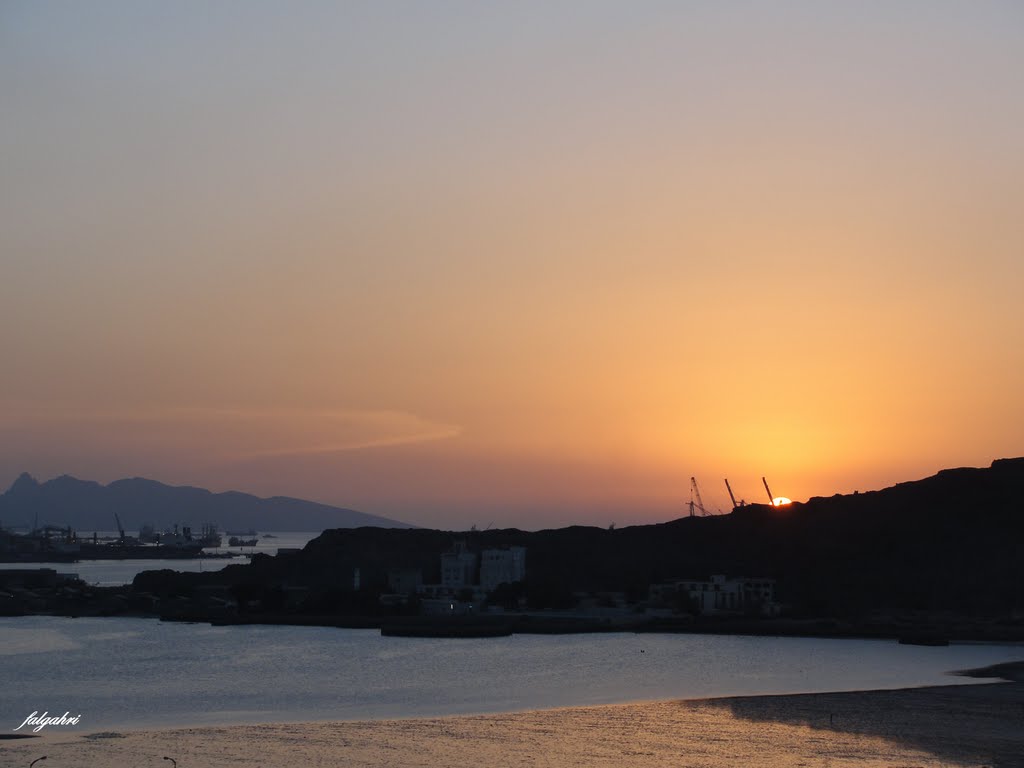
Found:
<box><xmin>7</xmin><ymin>662</ymin><xmax>1023</xmax><ymax>768</ymax></box>
<box><xmin>9</xmin><ymin>606</ymin><xmax>1024</xmax><ymax>644</ymax></box>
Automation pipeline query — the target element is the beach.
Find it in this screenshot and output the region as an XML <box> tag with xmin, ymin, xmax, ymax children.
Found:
<box><xmin>6</xmin><ymin>663</ymin><xmax>1022</xmax><ymax>768</ymax></box>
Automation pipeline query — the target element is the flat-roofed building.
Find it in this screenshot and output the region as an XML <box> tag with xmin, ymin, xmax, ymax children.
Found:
<box><xmin>480</xmin><ymin>546</ymin><xmax>526</xmax><ymax>591</ymax></box>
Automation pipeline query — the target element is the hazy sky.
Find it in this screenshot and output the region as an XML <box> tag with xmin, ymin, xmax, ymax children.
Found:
<box><xmin>2</xmin><ymin>2</ymin><xmax>1022</xmax><ymax>529</ymax></box>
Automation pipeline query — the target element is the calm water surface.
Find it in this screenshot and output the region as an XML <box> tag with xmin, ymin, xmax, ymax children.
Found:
<box><xmin>21</xmin><ymin>531</ymin><xmax>317</xmax><ymax>585</ymax></box>
<box><xmin>1</xmin><ymin>615</ymin><xmax>1020</xmax><ymax>731</ymax></box>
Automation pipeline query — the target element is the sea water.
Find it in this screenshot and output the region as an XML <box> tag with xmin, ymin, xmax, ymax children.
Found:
<box><xmin>14</xmin><ymin>531</ymin><xmax>317</xmax><ymax>586</ymax></box>
<box><xmin>0</xmin><ymin>615</ymin><xmax>1020</xmax><ymax>731</ymax></box>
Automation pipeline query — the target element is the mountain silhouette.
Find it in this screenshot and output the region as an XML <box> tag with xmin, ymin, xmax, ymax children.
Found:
<box><xmin>0</xmin><ymin>473</ymin><xmax>413</xmax><ymax>532</ymax></box>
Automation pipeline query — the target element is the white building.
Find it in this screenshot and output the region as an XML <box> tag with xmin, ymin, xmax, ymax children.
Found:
<box><xmin>479</xmin><ymin>546</ymin><xmax>526</xmax><ymax>591</ymax></box>
<box><xmin>441</xmin><ymin>542</ymin><xmax>478</xmax><ymax>589</ymax></box>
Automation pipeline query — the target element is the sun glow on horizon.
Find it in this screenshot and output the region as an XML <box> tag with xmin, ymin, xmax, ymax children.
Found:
<box><xmin>1</xmin><ymin>5</ymin><xmax>1022</xmax><ymax>529</ymax></box>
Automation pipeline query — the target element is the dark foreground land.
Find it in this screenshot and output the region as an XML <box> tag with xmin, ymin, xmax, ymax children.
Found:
<box><xmin>6</xmin><ymin>662</ymin><xmax>1024</xmax><ymax>767</ymax></box>
<box><xmin>4</xmin><ymin>458</ymin><xmax>1024</xmax><ymax>641</ymax></box>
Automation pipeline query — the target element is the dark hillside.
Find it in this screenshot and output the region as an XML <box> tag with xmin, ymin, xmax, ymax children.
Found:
<box><xmin>145</xmin><ymin>458</ymin><xmax>1024</xmax><ymax>619</ymax></box>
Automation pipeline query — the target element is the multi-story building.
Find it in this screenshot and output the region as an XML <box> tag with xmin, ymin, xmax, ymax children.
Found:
<box><xmin>440</xmin><ymin>541</ymin><xmax>478</xmax><ymax>589</ymax></box>
<box><xmin>479</xmin><ymin>546</ymin><xmax>526</xmax><ymax>591</ymax></box>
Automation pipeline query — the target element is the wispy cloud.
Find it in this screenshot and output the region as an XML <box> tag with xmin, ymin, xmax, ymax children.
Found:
<box><xmin>226</xmin><ymin>411</ymin><xmax>462</xmax><ymax>459</ymax></box>
<box><xmin>0</xmin><ymin>403</ymin><xmax>462</xmax><ymax>461</ymax></box>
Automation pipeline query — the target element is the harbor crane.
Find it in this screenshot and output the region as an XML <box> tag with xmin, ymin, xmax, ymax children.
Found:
<box><xmin>689</xmin><ymin>477</ymin><xmax>712</xmax><ymax>517</ymax></box>
<box><xmin>762</xmin><ymin>477</ymin><xmax>775</xmax><ymax>505</ymax></box>
<box><xmin>114</xmin><ymin>512</ymin><xmax>126</xmax><ymax>543</ymax></box>
<box><xmin>724</xmin><ymin>478</ymin><xmax>744</xmax><ymax>509</ymax></box>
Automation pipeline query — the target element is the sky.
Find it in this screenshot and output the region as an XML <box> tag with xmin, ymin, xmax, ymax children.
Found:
<box><xmin>1</xmin><ymin>2</ymin><xmax>1022</xmax><ymax>529</ymax></box>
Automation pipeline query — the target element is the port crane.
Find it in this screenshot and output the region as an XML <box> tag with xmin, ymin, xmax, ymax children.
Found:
<box><xmin>114</xmin><ymin>512</ymin><xmax>126</xmax><ymax>543</ymax></box>
<box><xmin>688</xmin><ymin>477</ymin><xmax>712</xmax><ymax>517</ymax></box>
<box><xmin>724</xmin><ymin>478</ymin><xmax>745</xmax><ymax>509</ymax></box>
<box><xmin>723</xmin><ymin>477</ymin><xmax>786</xmax><ymax>509</ymax></box>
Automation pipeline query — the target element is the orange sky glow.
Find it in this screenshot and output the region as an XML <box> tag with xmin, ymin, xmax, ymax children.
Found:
<box><xmin>1</xmin><ymin>4</ymin><xmax>1022</xmax><ymax>529</ymax></box>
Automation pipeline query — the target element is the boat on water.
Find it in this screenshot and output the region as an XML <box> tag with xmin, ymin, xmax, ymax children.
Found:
<box><xmin>156</xmin><ymin>523</ymin><xmax>221</xmax><ymax>549</ymax></box>
<box><xmin>228</xmin><ymin>536</ymin><xmax>259</xmax><ymax>547</ymax></box>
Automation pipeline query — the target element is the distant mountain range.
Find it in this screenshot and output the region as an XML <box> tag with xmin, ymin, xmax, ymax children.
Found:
<box><xmin>0</xmin><ymin>473</ymin><xmax>413</xmax><ymax>533</ymax></box>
